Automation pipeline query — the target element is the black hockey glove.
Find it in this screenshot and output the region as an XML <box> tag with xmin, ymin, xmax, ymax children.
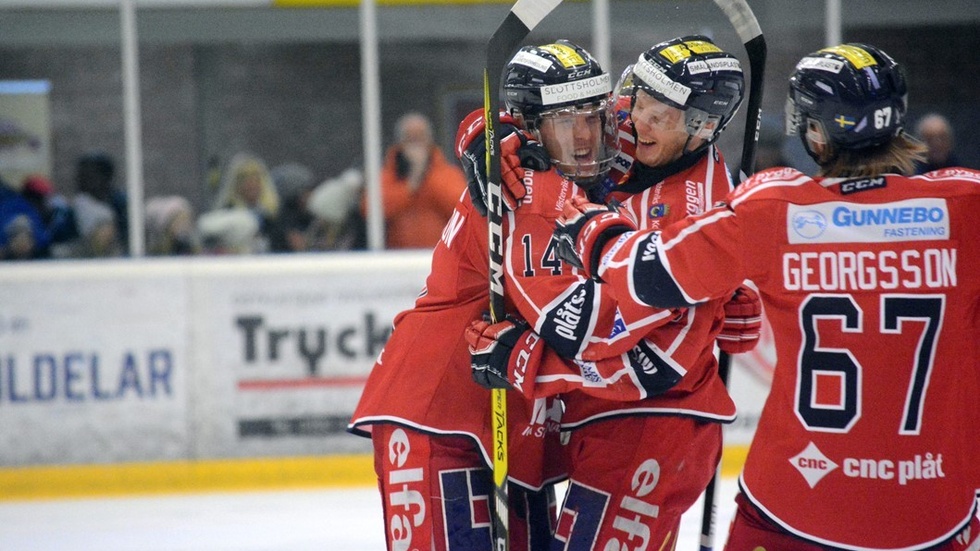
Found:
<box><xmin>553</xmin><ymin>196</ymin><xmax>637</xmax><ymax>280</ymax></box>
<box><xmin>465</xmin><ymin>314</ymin><xmax>539</xmax><ymax>390</ymax></box>
<box><xmin>455</xmin><ymin>109</ymin><xmax>551</xmax><ymax>216</ymax></box>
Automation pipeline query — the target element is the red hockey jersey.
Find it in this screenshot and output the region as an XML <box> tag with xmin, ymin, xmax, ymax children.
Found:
<box><xmin>349</xmin><ymin>182</ymin><xmax>576</xmax><ymax>489</ymax></box>
<box><xmin>506</xmin><ymin>144</ymin><xmax>738</xmax><ymax>428</ymax></box>
<box><xmin>596</xmin><ymin>166</ymin><xmax>980</xmax><ymax>549</ymax></box>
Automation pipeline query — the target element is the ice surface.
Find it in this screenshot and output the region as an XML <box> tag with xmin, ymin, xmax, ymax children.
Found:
<box><xmin>0</xmin><ymin>479</ymin><xmax>739</xmax><ymax>550</ymax></box>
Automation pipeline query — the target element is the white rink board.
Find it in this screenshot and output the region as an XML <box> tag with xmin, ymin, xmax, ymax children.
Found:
<box><xmin>0</xmin><ymin>270</ymin><xmax>189</xmax><ymax>465</ymax></box>
<box><xmin>0</xmin><ymin>252</ymin><xmax>430</xmax><ymax>466</ymax></box>
<box><xmin>0</xmin><ymin>251</ymin><xmax>773</xmax><ymax>467</ymax></box>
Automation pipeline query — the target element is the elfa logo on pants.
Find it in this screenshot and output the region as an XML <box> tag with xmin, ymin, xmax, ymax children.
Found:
<box><xmin>385</xmin><ymin>428</ymin><xmax>426</xmax><ymax>550</ymax></box>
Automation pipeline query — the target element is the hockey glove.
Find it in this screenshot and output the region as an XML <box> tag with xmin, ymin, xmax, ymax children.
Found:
<box><xmin>716</xmin><ymin>285</ymin><xmax>763</xmax><ymax>354</ymax></box>
<box><xmin>465</xmin><ymin>314</ymin><xmax>540</xmax><ymax>390</ymax></box>
<box><xmin>455</xmin><ymin>109</ymin><xmax>551</xmax><ymax>216</ymax></box>
<box><xmin>553</xmin><ymin>196</ymin><xmax>637</xmax><ymax>280</ymax></box>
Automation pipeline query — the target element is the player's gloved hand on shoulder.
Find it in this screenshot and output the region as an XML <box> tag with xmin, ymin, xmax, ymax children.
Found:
<box><xmin>465</xmin><ymin>314</ymin><xmax>541</xmax><ymax>390</ymax></box>
<box><xmin>455</xmin><ymin>108</ymin><xmax>551</xmax><ymax>216</ymax></box>
<box><xmin>716</xmin><ymin>285</ymin><xmax>762</xmax><ymax>354</ymax></box>
<box><xmin>553</xmin><ymin>196</ymin><xmax>637</xmax><ymax>280</ymax></box>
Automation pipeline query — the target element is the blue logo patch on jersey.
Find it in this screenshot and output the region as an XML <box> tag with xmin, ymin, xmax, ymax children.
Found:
<box><xmin>649</xmin><ymin>203</ymin><xmax>670</xmax><ymax>219</ymax></box>
<box><xmin>608</xmin><ymin>311</ymin><xmax>627</xmax><ymax>339</ymax></box>
<box><xmin>791</xmin><ymin>210</ymin><xmax>828</xmax><ymax>240</ymax></box>
<box><xmin>787</xmin><ymin>199</ymin><xmax>950</xmax><ymax>244</ymax></box>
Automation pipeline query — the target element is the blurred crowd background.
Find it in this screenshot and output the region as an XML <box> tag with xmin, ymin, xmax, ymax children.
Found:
<box><xmin>0</xmin><ymin>0</ymin><xmax>977</xmax><ymax>260</ymax></box>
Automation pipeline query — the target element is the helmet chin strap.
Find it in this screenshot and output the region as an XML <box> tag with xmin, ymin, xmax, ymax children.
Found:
<box><xmin>680</xmin><ymin>132</ymin><xmax>711</xmax><ymax>160</ymax></box>
<box><xmin>683</xmin><ymin>134</ymin><xmax>696</xmax><ymax>154</ymax></box>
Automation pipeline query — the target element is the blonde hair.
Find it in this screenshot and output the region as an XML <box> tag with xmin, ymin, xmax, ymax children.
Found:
<box><xmin>818</xmin><ymin>133</ymin><xmax>927</xmax><ymax>178</ymax></box>
<box><xmin>214</xmin><ymin>153</ymin><xmax>280</xmax><ymax>217</ymax></box>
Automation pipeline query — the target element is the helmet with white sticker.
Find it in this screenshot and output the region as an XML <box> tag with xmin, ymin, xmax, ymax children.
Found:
<box><xmin>503</xmin><ymin>39</ymin><xmax>610</xmax><ymax>125</ymax></box>
<box><xmin>502</xmin><ymin>40</ymin><xmax>618</xmax><ymax>183</ymax></box>
<box><xmin>786</xmin><ymin>43</ymin><xmax>908</xmax><ymax>154</ymax></box>
<box><xmin>618</xmin><ymin>35</ymin><xmax>745</xmax><ymax>144</ymax></box>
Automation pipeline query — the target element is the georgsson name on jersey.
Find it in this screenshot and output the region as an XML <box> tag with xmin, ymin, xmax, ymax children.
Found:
<box><xmin>783</xmin><ymin>198</ymin><xmax>957</xmax><ymax>292</ymax></box>
<box><xmin>786</xmin><ymin>198</ymin><xmax>949</xmax><ymax>244</ymax></box>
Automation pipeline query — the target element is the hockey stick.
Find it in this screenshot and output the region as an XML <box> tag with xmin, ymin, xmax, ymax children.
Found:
<box><xmin>483</xmin><ymin>1</ymin><xmax>563</xmax><ymax>549</ymax></box>
<box><xmin>700</xmin><ymin>1</ymin><xmax>766</xmax><ymax>550</ymax></box>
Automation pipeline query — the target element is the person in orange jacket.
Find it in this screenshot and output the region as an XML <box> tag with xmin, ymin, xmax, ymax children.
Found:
<box><xmin>367</xmin><ymin>111</ymin><xmax>467</xmax><ymax>249</ymax></box>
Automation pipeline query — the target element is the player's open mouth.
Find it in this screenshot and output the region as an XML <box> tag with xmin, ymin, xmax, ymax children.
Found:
<box><xmin>574</xmin><ymin>148</ymin><xmax>593</xmax><ymax>160</ymax></box>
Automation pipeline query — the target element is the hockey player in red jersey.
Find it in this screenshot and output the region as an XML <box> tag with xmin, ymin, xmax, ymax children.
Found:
<box><xmin>554</xmin><ymin>43</ymin><xmax>980</xmax><ymax>551</ymax></box>
<box><xmin>348</xmin><ymin>40</ymin><xmax>622</xmax><ymax>551</ymax></box>
<box><xmin>459</xmin><ymin>36</ymin><xmax>758</xmax><ymax>549</ymax></box>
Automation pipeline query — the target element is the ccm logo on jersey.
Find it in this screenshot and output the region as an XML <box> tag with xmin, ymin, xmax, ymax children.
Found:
<box><xmin>839</xmin><ymin>176</ymin><xmax>886</xmax><ymax>194</ymax></box>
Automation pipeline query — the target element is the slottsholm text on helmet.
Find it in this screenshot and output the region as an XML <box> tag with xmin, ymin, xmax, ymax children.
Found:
<box><xmin>540</xmin><ymin>74</ymin><xmax>611</xmax><ymax>106</ymax></box>
<box><xmin>632</xmin><ymin>58</ymin><xmax>691</xmax><ymax>106</ymax></box>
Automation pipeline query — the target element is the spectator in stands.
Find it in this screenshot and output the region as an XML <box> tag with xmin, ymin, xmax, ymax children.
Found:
<box><xmin>211</xmin><ymin>152</ymin><xmax>280</xmax><ymax>253</ymax></box>
<box><xmin>268</xmin><ymin>162</ymin><xmax>317</xmax><ymax>253</ymax></box>
<box><xmin>366</xmin><ymin>112</ymin><xmax>466</xmax><ymax>249</ymax></box>
<box><xmin>19</xmin><ymin>174</ymin><xmax>76</xmax><ymax>258</ymax></box>
<box><xmin>71</xmin><ymin>191</ymin><xmax>121</xmax><ymax>258</ymax></box>
<box><xmin>196</xmin><ymin>208</ymin><xmax>260</xmax><ymax>255</ymax></box>
<box><xmin>75</xmin><ymin>151</ymin><xmax>128</xmax><ymax>254</ymax></box>
<box><xmin>0</xmin><ymin>175</ymin><xmax>50</xmax><ymax>260</ymax></box>
<box><xmin>145</xmin><ymin>195</ymin><xmax>197</xmax><ymax>256</ymax></box>
<box><xmin>913</xmin><ymin>112</ymin><xmax>961</xmax><ymax>173</ymax></box>
<box><xmin>308</xmin><ymin>167</ymin><xmax>366</xmax><ymax>251</ymax></box>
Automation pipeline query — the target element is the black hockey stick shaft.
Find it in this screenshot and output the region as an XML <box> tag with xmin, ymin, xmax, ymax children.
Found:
<box><xmin>483</xmin><ymin>2</ymin><xmax>562</xmax><ymax>549</ymax></box>
<box><xmin>701</xmin><ymin>2</ymin><xmax>766</xmax><ymax>550</ymax></box>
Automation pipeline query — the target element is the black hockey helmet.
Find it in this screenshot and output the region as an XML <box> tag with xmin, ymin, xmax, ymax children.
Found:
<box><xmin>619</xmin><ymin>35</ymin><xmax>744</xmax><ymax>144</ymax></box>
<box><xmin>786</xmin><ymin>43</ymin><xmax>908</xmax><ymax>154</ymax></box>
<box><xmin>502</xmin><ymin>40</ymin><xmax>617</xmax><ymax>183</ymax></box>
<box><xmin>503</xmin><ymin>39</ymin><xmax>611</xmax><ymax>128</ymax></box>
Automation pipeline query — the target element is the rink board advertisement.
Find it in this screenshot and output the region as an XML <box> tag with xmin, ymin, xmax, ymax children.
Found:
<box><xmin>0</xmin><ymin>253</ymin><xmax>773</xmax><ymax>468</ymax></box>
<box><xmin>189</xmin><ymin>254</ymin><xmax>428</xmax><ymax>458</ymax></box>
<box><xmin>0</xmin><ymin>254</ymin><xmax>429</xmax><ymax>466</ymax></box>
<box><xmin>0</xmin><ymin>265</ymin><xmax>189</xmax><ymax>465</ymax></box>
